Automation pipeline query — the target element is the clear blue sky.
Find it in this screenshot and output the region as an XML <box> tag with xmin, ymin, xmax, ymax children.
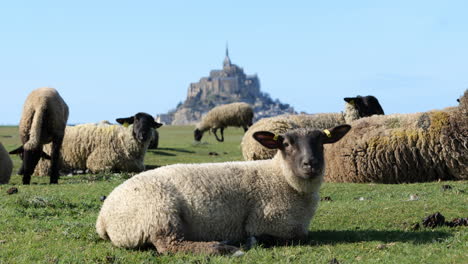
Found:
<box><xmin>1</xmin><ymin>1</ymin><xmax>467</xmax><ymax>124</ymax></box>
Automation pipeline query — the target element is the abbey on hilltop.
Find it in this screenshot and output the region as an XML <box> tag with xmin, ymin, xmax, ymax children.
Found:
<box><xmin>158</xmin><ymin>47</ymin><xmax>295</xmax><ymax>125</ymax></box>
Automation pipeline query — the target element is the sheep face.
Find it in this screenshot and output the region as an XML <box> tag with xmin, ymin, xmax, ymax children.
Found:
<box><xmin>254</xmin><ymin>125</ymin><xmax>351</xmax><ymax>180</ymax></box>
<box><xmin>344</xmin><ymin>95</ymin><xmax>385</xmax><ymax>117</ymax></box>
<box><xmin>194</xmin><ymin>128</ymin><xmax>203</xmax><ymax>141</ymax></box>
<box><xmin>116</xmin><ymin>113</ymin><xmax>163</xmax><ymax>144</ymax></box>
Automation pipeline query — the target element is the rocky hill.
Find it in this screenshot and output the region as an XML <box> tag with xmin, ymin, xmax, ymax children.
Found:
<box><xmin>157</xmin><ymin>49</ymin><xmax>295</xmax><ymax>125</ymax></box>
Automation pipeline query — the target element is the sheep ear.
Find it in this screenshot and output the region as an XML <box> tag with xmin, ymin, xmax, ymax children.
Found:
<box><xmin>343</xmin><ymin>97</ymin><xmax>356</xmax><ymax>104</ymax></box>
<box><xmin>153</xmin><ymin>121</ymin><xmax>163</xmax><ymax>128</ymax></box>
<box><xmin>9</xmin><ymin>145</ymin><xmax>24</xmax><ymax>155</ymax></box>
<box><xmin>322</xmin><ymin>125</ymin><xmax>351</xmax><ymax>144</ymax></box>
<box><xmin>253</xmin><ymin>131</ymin><xmax>283</xmax><ymax>149</ymax></box>
<box><xmin>116</xmin><ymin>116</ymin><xmax>134</xmax><ymax>125</ymax></box>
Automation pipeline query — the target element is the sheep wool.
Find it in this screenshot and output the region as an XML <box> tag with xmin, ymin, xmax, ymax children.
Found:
<box><xmin>325</xmin><ymin>91</ymin><xmax>468</xmax><ymax>183</ymax></box>
<box><xmin>0</xmin><ymin>143</ymin><xmax>13</xmax><ymax>184</ymax></box>
<box><xmin>96</xmin><ymin>155</ymin><xmax>321</xmax><ymax>249</ymax></box>
<box><xmin>18</xmin><ymin>87</ymin><xmax>69</xmax><ymax>151</ymax></box>
<box><xmin>35</xmin><ymin>123</ymin><xmax>150</xmax><ymax>175</ymax></box>
<box><xmin>196</xmin><ymin>102</ymin><xmax>253</xmax><ymax>132</ymax></box>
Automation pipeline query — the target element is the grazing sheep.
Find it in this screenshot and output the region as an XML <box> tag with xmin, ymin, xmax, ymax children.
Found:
<box><xmin>96</xmin><ymin>125</ymin><xmax>351</xmax><ymax>255</ymax></box>
<box><xmin>0</xmin><ymin>143</ymin><xmax>13</xmax><ymax>184</ymax></box>
<box><xmin>242</xmin><ymin>95</ymin><xmax>384</xmax><ymax>160</ymax></box>
<box><xmin>325</xmin><ymin>90</ymin><xmax>468</xmax><ymax>183</ymax></box>
<box><xmin>194</xmin><ymin>102</ymin><xmax>254</xmax><ymax>142</ymax></box>
<box><xmin>9</xmin><ymin>87</ymin><xmax>69</xmax><ymax>184</ymax></box>
<box><xmin>34</xmin><ymin>112</ymin><xmax>162</xmax><ymax>175</ymax></box>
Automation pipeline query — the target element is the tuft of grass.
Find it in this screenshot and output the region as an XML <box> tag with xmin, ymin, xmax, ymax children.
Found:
<box><xmin>0</xmin><ymin>125</ymin><xmax>467</xmax><ymax>263</ymax></box>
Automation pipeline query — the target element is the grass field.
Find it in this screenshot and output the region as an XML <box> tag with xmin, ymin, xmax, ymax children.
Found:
<box><xmin>0</xmin><ymin>125</ymin><xmax>467</xmax><ymax>263</ymax></box>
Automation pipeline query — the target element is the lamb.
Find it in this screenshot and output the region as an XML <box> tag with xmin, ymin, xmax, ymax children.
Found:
<box><xmin>194</xmin><ymin>102</ymin><xmax>254</xmax><ymax>142</ymax></box>
<box><xmin>325</xmin><ymin>90</ymin><xmax>468</xmax><ymax>183</ymax></box>
<box><xmin>96</xmin><ymin>125</ymin><xmax>351</xmax><ymax>255</ymax></box>
<box><xmin>0</xmin><ymin>143</ymin><xmax>13</xmax><ymax>184</ymax></box>
<box><xmin>34</xmin><ymin>112</ymin><xmax>162</xmax><ymax>175</ymax></box>
<box><xmin>242</xmin><ymin>95</ymin><xmax>384</xmax><ymax>160</ymax></box>
<box><xmin>9</xmin><ymin>87</ymin><xmax>69</xmax><ymax>184</ymax></box>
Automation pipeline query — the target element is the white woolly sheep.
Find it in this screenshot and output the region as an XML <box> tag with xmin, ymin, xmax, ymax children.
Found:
<box><xmin>96</xmin><ymin>125</ymin><xmax>351</xmax><ymax>255</ymax></box>
<box><xmin>34</xmin><ymin>112</ymin><xmax>162</xmax><ymax>175</ymax></box>
<box><xmin>9</xmin><ymin>87</ymin><xmax>69</xmax><ymax>184</ymax></box>
<box><xmin>325</xmin><ymin>90</ymin><xmax>468</xmax><ymax>183</ymax></box>
<box><xmin>242</xmin><ymin>95</ymin><xmax>384</xmax><ymax>160</ymax></box>
<box><xmin>0</xmin><ymin>143</ymin><xmax>13</xmax><ymax>184</ymax></box>
<box><xmin>194</xmin><ymin>102</ymin><xmax>254</xmax><ymax>142</ymax></box>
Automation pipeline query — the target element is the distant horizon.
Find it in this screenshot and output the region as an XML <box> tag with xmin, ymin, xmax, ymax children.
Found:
<box><xmin>1</xmin><ymin>1</ymin><xmax>467</xmax><ymax>125</ymax></box>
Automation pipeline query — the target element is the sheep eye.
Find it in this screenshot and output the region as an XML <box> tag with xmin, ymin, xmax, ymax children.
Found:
<box><xmin>283</xmin><ymin>142</ymin><xmax>290</xmax><ymax>148</ymax></box>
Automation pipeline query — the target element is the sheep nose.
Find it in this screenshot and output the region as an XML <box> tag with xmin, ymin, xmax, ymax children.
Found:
<box><xmin>303</xmin><ymin>159</ymin><xmax>318</xmax><ymax>168</ymax></box>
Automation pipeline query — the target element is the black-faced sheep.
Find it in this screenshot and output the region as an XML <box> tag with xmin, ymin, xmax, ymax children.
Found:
<box><xmin>96</xmin><ymin>125</ymin><xmax>351</xmax><ymax>255</ymax></box>
<box><xmin>9</xmin><ymin>87</ymin><xmax>69</xmax><ymax>184</ymax></box>
<box><xmin>325</xmin><ymin>90</ymin><xmax>467</xmax><ymax>183</ymax></box>
<box><xmin>0</xmin><ymin>143</ymin><xmax>13</xmax><ymax>184</ymax></box>
<box><xmin>242</xmin><ymin>95</ymin><xmax>384</xmax><ymax>160</ymax></box>
<box><xmin>34</xmin><ymin>112</ymin><xmax>162</xmax><ymax>175</ymax></box>
<box><xmin>194</xmin><ymin>102</ymin><xmax>254</xmax><ymax>142</ymax></box>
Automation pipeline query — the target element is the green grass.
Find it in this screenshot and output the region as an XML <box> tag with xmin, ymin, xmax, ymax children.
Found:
<box><xmin>0</xmin><ymin>125</ymin><xmax>467</xmax><ymax>263</ymax></box>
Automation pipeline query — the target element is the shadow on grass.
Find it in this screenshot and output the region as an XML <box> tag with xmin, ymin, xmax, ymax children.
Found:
<box><xmin>307</xmin><ymin>229</ymin><xmax>451</xmax><ymax>245</ymax></box>
<box><xmin>144</xmin><ymin>165</ymin><xmax>162</xmax><ymax>171</ymax></box>
<box><xmin>151</xmin><ymin>148</ymin><xmax>195</xmax><ymax>154</ymax></box>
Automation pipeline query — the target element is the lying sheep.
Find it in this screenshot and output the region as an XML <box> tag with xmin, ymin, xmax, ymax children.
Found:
<box><xmin>325</xmin><ymin>90</ymin><xmax>468</xmax><ymax>183</ymax></box>
<box><xmin>34</xmin><ymin>112</ymin><xmax>162</xmax><ymax>175</ymax></box>
<box><xmin>96</xmin><ymin>125</ymin><xmax>351</xmax><ymax>255</ymax></box>
<box><xmin>9</xmin><ymin>87</ymin><xmax>69</xmax><ymax>184</ymax></box>
<box><xmin>194</xmin><ymin>102</ymin><xmax>253</xmax><ymax>142</ymax></box>
<box><xmin>0</xmin><ymin>143</ymin><xmax>13</xmax><ymax>184</ymax></box>
<box><xmin>242</xmin><ymin>95</ymin><xmax>384</xmax><ymax>160</ymax></box>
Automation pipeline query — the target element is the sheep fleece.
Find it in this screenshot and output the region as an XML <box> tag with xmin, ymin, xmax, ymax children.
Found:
<box><xmin>325</xmin><ymin>106</ymin><xmax>468</xmax><ymax>183</ymax></box>
<box><xmin>196</xmin><ymin>102</ymin><xmax>253</xmax><ymax>131</ymax></box>
<box><xmin>19</xmin><ymin>87</ymin><xmax>68</xmax><ymax>150</ymax></box>
<box><xmin>35</xmin><ymin>124</ymin><xmax>149</xmax><ymax>174</ymax></box>
<box><xmin>0</xmin><ymin>143</ymin><xmax>12</xmax><ymax>184</ymax></box>
<box><xmin>96</xmin><ymin>156</ymin><xmax>321</xmax><ymax>248</ymax></box>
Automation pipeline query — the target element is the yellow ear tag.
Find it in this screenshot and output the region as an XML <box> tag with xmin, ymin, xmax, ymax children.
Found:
<box><xmin>123</xmin><ymin>122</ymin><xmax>130</xmax><ymax>128</ymax></box>
<box><xmin>323</xmin><ymin>129</ymin><xmax>332</xmax><ymax>138</ymax></box>
<box><xmin>273</xmin><ymin>134</ymin><xmax>279</xmax><ymax>140</ymax></box>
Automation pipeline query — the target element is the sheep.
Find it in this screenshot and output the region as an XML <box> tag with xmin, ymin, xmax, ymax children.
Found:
<box><xmin>242</xmin><ymin>95</ymin><xmax>384</xmax><ymax>160</ymax></box>
<box><xmin>325</xmin><ymin>90</ymin><xmax>468</xmax><ymax>183</ymax></box>
<box><xmin>96</xmin><ymin>124</ymin><xmax>351</xmax><ymax>255</ymax></box>
<box><xmin>194</xmin><ymin>102</ymin><xmax>254</xmax><ymax>142</ymax></box>
<box><xmin>9</xmin><ymin>87</ymin><xmax>69</xmax><ymax>184</ymax></box>
<box><xmin>0</xmin><ymin>143</ymin><xmax>13</xmax><ymax>184</ymax></box>
<box><xmin>34</xmin><ymin>112</ymin><xmax>162</xmax><ymax>175</ymax></box>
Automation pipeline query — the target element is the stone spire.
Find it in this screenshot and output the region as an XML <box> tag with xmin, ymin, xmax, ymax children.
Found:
<box><xmin>223</xmin><ymin>44</ymin><xmax>231</xmax><ymax>67</ymax></box>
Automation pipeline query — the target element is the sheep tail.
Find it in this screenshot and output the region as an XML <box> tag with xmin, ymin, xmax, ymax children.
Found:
<box><xmin>24</xmin><ymin>104</ymin><xmax>46</xmax><ymax>150</ymax></box>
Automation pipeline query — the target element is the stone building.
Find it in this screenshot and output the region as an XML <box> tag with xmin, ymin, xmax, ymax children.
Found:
<box><xmin>165</xmin><ymin>48</ymin><xmax>295</xmax><ymax>125</ymax></box>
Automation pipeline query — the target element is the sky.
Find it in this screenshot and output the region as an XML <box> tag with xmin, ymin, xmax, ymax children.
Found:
<box><xmin>1</xmin><ymin>0</ymin><xmax>467</xmax><ymax>124</ymax></box>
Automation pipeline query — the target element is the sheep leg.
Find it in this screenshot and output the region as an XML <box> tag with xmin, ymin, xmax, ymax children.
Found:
<box><xmin>49</xmin><ymin>137</ymin><xmax>63</xmax><ymax>184</ymax></box>
<box><xmin>243</xmin><ymin>126</ymin><xmax>248</xmax><ymax>132</ymax></box>
<box><xmin>212</xmin><ymin>128</ymin><xmax>224</xmax><ymax>142</ymax></box>
<box><xmin>151</xmin><ymin>235</ymin><xmax>240</xmax><ymax>255</ymax></box>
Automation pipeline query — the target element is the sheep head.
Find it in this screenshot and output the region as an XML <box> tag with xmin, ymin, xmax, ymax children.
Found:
<box><xmin>253</xmin><ymin>125</ymin><xmax>351</xmax><ymax>181</ymax></box>
<box><xmin>344</xmin><ymin>95</ymin><xmax>385</xmax><ymax>117</ymax></box>
<box><xmin>116</xmin><ymin>113</ymin><xmax>162</xmax><ymax>144</ymax></box>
